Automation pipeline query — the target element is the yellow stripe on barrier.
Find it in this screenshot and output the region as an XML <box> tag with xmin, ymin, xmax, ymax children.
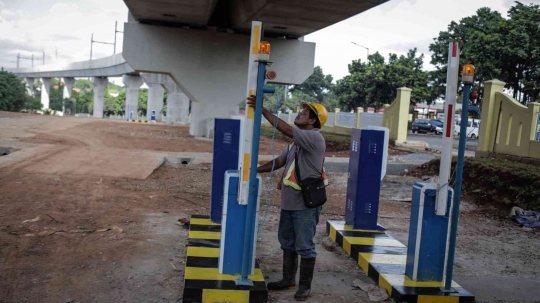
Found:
<box><xmin>189</xmin><ymin>230</ymin><xmax>221</xmax><ymax>240</ymax></box>
<box><xmin>358</xmin><ymin>253</ymin><xmax>407</xmax><ymax>273</ymax></box>
<box><xmin>190</xmin><ymin>218</ymin><xmax>220</xmax><ymax>226</ymax></box>
<box><xmin>202</xmin><ymin>289</ymin><xmax>249</xmax><ymax>303</ymax></box>
<box><xmin>251</xmin><ymin>26</ymin><xmax>260</xmax><ymax>55</ymax></box>
<box><xmin>242</xmin><ymin>154</ymin><xmax>250</xmax><ymax>181</ymax></box>
<box><xmin>187</xmin><ymin>246</ymin><xmax>220</xmax><ymax>258</ymax></box>
<box><xmin>329</xmin><ymin>225</ymin><xmax>337</xmax><ymax>242</ymax></box>
<box><xmin>380</xmin><ymin>274</ymin><xmax>461</xmax><ymax>288</ymax></box>
<box><xmin>185</xmin><ymin>267</ymin><xmax>265</xmax><ymax>281</ymax></box>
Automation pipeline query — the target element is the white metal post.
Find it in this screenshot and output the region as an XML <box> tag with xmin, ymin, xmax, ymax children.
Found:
<box><xmin>238</xmin><ymin>21</ymin><xmax>262</xmax><ymax>205</ymax></box>
<box><xmin>436</xmin><ymin>42</ymin><xmax>460</xmax><ymax>216</ymax></box>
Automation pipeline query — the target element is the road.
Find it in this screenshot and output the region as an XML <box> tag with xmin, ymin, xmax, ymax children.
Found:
<box><xmin>408</xmin><ymin>133</ymin><xmax>478</xmax><ymax>156</ymax></box>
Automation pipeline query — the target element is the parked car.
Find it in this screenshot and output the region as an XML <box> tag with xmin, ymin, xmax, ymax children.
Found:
<box><xmin>454</xmin><ymin>119</ymin><xmax>480</xmax><ymax>139</ymax></box>
<box><xmin>412</xmin><ymin>119</ymin><xmax>443</xmax><ymax>134</ymax></box>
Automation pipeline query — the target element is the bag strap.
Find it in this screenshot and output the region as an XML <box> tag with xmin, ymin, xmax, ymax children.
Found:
<box><xmin>294</xmin><ymin>146</ymin><xmax>302</xmax><ymax>185</ymax></box>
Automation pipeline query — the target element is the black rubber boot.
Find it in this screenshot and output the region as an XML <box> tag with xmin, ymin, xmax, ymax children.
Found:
<box><xmin>294</xmin><ymin>257</ymin><xmax>316</xmax><ymax>301</ymax></box>
<box><xmin>267</xmin><ymin>250</ymin><xmax>298</xmax><ymax>290</ymax></box>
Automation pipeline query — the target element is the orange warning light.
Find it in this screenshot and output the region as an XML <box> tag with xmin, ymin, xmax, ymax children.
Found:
<box><xmin>462</xmin><ymin>64</ymin><xmax>475</xmax><ymax>83</ymax></box>
<box><xmin>259</xmin><ymin>41</ymin><xmax>271</xmax><ymax>55</ymax></box>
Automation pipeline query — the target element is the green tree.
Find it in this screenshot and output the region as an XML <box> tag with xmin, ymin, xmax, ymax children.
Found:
<box><xmin>290</xmin><ymin>66</ymin><xmax>333</xmax><ymax>103</ymax></box>
<box><xmin>138</xmin><ymin>88</ymin><xmax>148</xmax><ymax>116</ymax></box>
<box><xmin>0</xmin><ymin>69</ymin><xmax>26</xmax><ymax>112</ymax></box>
<box><xmin>429</xmin><ymin>4</ymin><xmax>540</xmax><ymax>104</ymax></box>
<box><xmin>48</xmin><ymin>79</ymin><xmax>64</xmax><ymax>112</ymax></box>
<box><xmin>333</xmin><ymin>50</ymin><xmax>431</xmax><ymax>110</ymax></box>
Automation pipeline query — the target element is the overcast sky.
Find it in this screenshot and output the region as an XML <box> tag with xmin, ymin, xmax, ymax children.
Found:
<box><xmin>1</xmin><ymin>0</ymin><xmax>538</xmax><ymax>85</ymax></box>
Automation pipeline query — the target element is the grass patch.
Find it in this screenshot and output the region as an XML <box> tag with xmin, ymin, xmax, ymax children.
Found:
<box><xmin>410</xmin><ymin>157</ymin><xmax>540</xmax><ymax>210</ymax></box>
<box><xmin>260</xmin><ymin>125</ymin><xmax>351</xmax><ymax>152</ymax></box>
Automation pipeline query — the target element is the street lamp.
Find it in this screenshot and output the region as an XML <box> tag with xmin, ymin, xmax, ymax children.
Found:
<box><xmin>351</xmin><ymin>42</ymin><xmax>369</xmax><ymax>59</ymax></box>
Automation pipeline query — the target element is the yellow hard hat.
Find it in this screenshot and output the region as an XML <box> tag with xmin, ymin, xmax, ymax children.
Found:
<box><xmin>302</xmin><ymin>103</ymin><xmax>328</xmax><ymax>128</ymax></box>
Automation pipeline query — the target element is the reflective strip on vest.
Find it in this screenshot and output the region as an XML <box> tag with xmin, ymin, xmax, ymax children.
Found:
<box><xmin>282</xmin><ymin>143</ymin><xmax>329</xmax><ymax>190</ymax></box>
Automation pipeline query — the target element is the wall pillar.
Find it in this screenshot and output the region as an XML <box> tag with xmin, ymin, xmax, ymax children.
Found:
<box><xmin>41</xmin><ymin>77</ymin><xmax>52</xmax><ymax>110</ymax></box>
<box><xmin>478</xmin><ymin>80</ymin><xmax>505</xmax><ymax>153</ymax></box>
<box><xmin>92</xmin><ymin>77</ymin><xmax>108</xmax><ymax>118</ymax></box>
<box><xmin>334</xmin><ymin>108</ymin><xmax>340</xmax><ymax>126</ymax></box>
<box><xmin>122</xmin><ymin>74</ymin><xmax>143</xmax><ymax>120</ymax></box>
<box><xmin>356</xmin><ymin>107</ymin><xmax>364</xmax><ymax>128</ymax></box>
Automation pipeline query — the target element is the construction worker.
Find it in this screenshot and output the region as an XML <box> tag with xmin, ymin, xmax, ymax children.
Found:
<box><xmin>247</xmin><ymin>95</ymin><xmax>328</xmax><ymax>301</ymax></box>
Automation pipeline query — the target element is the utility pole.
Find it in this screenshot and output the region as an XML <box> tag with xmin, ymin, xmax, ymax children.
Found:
<box><xmin>56</xmin><ymin>49</ymin><xmax>58</xmax><ymax>61</ymax></box>
<box><xmin>90</xmin><ymin>33</ymin><xmax>115</xmax><ymax>61</ymax></box>
<box><xmin>114</xmin><ymin>21</ymin><xmax>124</xmax><ymax>54</ymax></box>
<box><xmin>42</xmin><ymin>52</ymin><xmax>45</xmax><ymax>65</ymax></box>
<box><xmin>32</xmin><ymin>54</ymin><xmax>34</xmax><ymax>67</ymax></box>
<box><xmin>17</xmin><ymin>53</ymin><xmax>20</xmax><ymax>68</ymax></box>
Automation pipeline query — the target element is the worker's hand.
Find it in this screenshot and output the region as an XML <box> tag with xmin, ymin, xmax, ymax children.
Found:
<box><xmin>247</xmin><ymin>95</ymin><xmax>257</xmax><ymax>108</ymax></box>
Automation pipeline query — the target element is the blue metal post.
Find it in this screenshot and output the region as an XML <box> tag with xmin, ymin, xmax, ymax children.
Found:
<box><xmin>444</xmin><ymin>83</ymin><xmax>471</xmax><ymax>291</ymax></box>
<box><xmin>239</xmin><ymin>61</ymin><xmax>270</xmax><ymax>283</ymax></box>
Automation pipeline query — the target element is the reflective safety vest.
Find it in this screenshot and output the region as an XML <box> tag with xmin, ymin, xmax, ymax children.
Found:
<box><xmin>282</xmin><ymin>143</ymin><xmax>328</xmax><ymax>191</ymax></box>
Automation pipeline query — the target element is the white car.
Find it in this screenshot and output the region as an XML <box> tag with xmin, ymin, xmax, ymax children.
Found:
<box><xmin>454</xmin><ymin>119</ymin><xmax>480</xmax><ymax>139</ymax></box>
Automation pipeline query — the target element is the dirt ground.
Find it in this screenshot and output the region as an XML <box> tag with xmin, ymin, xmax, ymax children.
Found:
<box><xmin>1</xmin><ymin>112</ymin><xmax>539</xmax><ymax>303</ymax></box>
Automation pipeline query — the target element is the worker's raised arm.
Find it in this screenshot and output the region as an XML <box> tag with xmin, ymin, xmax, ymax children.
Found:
<box><xmin>247</xmin><ymin>95</ymin><xmax>294</xmax><ymax>138</ymax></box>
<box><xmin>257</xmin><ymin>156</ymin><xmax>286</xmax><ymax>173</ymax></box>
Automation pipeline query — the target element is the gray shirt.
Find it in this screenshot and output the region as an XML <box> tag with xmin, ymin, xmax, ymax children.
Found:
<box><xmin>278</xmin><ymin>128</ymin><xmax>326</xmax><ymax>210</ymax></box>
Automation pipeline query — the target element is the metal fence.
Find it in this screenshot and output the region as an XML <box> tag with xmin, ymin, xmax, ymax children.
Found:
<box><xmin>337</xmin><ymin>112</ymin><xmax>357</xmax><ymax>127</ymax></box>
<box><xmin>358</xmin><ymin>113</ymin><xmax>384</xmax><ymax>128</ymax></box>
<box><xmin>265</xmin><ymin>111</ymin><xmax>384</xmax><ymax>129</ymax></box>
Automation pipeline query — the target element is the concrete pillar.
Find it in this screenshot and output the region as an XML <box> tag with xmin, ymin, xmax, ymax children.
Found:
<box><xmin>334</xmin><ymin>108</ymin><xmax>340</xmax><ymax>126</ymax></box>
<box><xmin>122</xmin><ymin>74</ymin><xmax>143</xmax><ymax>120</ymax></box>
<box><xmin>62</xmin><ymin>77</ymin><xmax>75</xmax><ymax>113</ymax></box>
<box><xmin>163</xmin><ymin>78</ymin><xmax>190</xmax><ymax>124</ymax></box>
<box><xmin>41</xmin><ymin>77</ymin><xmax>51</xmax><ymax>110</ymax></box>
<box><xmin>190</xmin><ymin>102</ymin><xmax>238</xmax><ymax>137</ymax></box>
<box><xmin>478</xmin><ymin>80</ymin><xmax>505</xmax><ymax>153</ymax></box>
<box><xmin>92</xmin><ymin>77</ymin><xmax>108</xmax><ymax>118</ymax></box>
<box><xmin>356</xmin><ymin>107</ymin><xmax>364</xmax><ymax>128</ymax></box>
<box><xmin>140</xmin><ymin>73</ymin><xmax>165</xmax><ymax>121</ymax></box>
<box><xmin>24</xmin><ymin>78</ymin><xmax>35</xmax><ymax>96</ymax></box>
<box><xmin>63</xmin><ymin>77</ymin><xmax>75</xmax><ymax>99</ymax></box>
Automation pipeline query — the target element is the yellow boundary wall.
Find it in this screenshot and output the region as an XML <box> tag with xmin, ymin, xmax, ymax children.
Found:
<box><xmin>478</xmin><ymin>80</ymin><xmax>540</xmax><ymax>160</ymax></box>
<box><xmin>382</xmin><ymin>87</ymin><xmax>411</xmax><ymax>144</ymax></box>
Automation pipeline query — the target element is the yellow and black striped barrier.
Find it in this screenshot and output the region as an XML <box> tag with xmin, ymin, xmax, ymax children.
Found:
<box><xmin>182</xmin><ymin>215</ymin><xmax>268</xmax><ymax>303</ymax></box>
<box><xmin>129</xmin><ymin>119</ymin><xmax>151</xmax><ymax>123</ymax></box>
<box><xmin>326</xmin><ymin>220</ymin><xmax>474</xmax><ymax>303</ymax></box>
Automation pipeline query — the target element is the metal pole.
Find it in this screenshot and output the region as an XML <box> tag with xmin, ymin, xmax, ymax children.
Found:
<box><xmin>42</xmin><ymin>52</ymin><xmax>45</xmax><ymax>65</ymax></box>
<box><xmin>32</xmin><ymin>54</ymin><xmax>34</xmax><ymax>67</ymax></box>
<box><xmin>114</xmin><ymin>21</ymin><xmax>117</xmax><ymax>54</ymax></box>
<box><xmin>90</xmin><ymin>33</ymin><xmax>93</xmax><ymax>61</ymax></box>
<box><xmin>444</xmin><ymin>82</ymin><xmax>471</xmax><ymax>291</ymax></box>
<box><xmin>240</xmin><ymin>61</ymin><xmax>268</xmax><ymax>283</ymax></box>
<box><xmin>17</xmin><ymin>53</ymin><xmax>20</xmax><ymax>68</ymax></box>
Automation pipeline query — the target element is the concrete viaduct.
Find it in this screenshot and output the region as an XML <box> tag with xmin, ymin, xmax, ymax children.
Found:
<box><xmin>9</xmin><ymin>0</ymin><xmax>388</xmax><ymax>137</ymax></box>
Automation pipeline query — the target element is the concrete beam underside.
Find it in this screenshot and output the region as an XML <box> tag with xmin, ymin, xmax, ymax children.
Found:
<box><xmin>122</xmin><ymin>23</ymin><xmax>316</xmax><ymax>137</ymax></box>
